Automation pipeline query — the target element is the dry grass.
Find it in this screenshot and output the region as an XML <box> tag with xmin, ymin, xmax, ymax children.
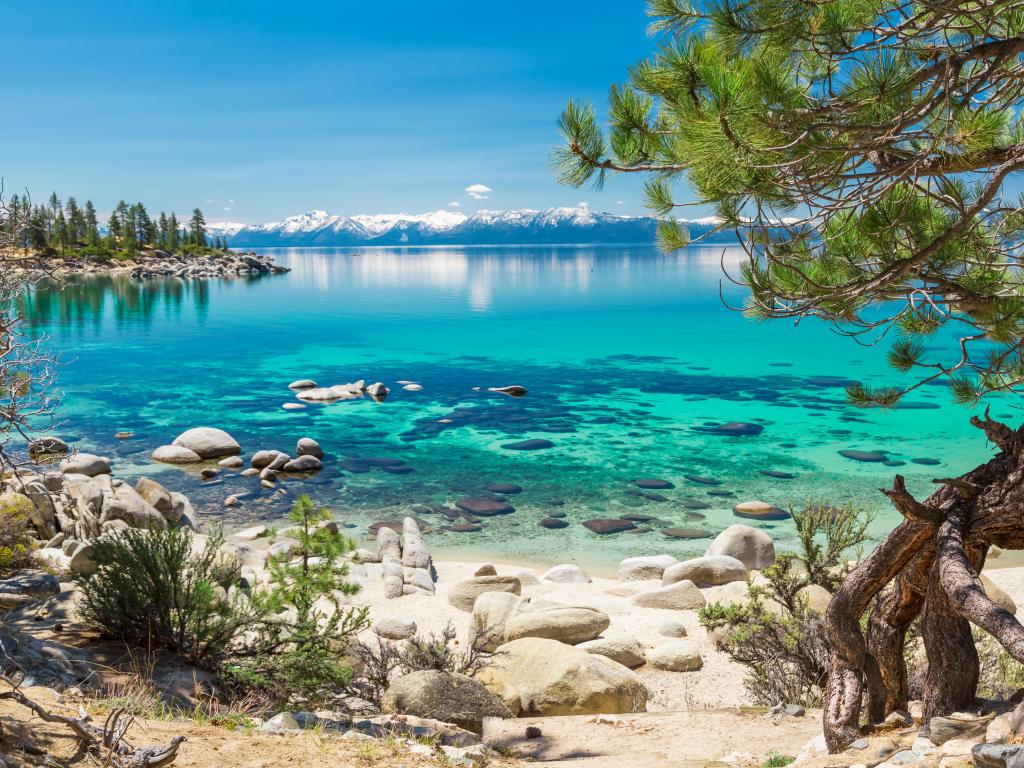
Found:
<box><xmin>0</xmin><ymin>685</ymin><xmax>516</xmax><ymax>768</ymax></box>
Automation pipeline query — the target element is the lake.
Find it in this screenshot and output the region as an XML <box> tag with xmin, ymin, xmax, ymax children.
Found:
<box><xmin>20</xmin><ymin>245</ymin><xmax>1001</xmax><ymax>569</ymax></box>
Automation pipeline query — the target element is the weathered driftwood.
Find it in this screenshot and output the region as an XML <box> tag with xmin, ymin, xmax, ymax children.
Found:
<box><xmin>0</xmin><ymin>680</ymin><xmax>184</xmax><ymax>767</ymax></box>
<box><xmin>823</xmin><ymin>409</ymin><xmax>1024</xmax><ymax>750</ymax></box>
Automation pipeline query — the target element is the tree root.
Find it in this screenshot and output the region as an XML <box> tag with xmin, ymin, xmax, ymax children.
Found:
<box><xmin>0</xmin><ymin>678</ymin><xmax>184</xmax><ymax>767</ymax></box>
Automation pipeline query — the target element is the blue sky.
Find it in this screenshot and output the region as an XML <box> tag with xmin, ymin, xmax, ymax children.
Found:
<box><xmin>1</xmin><ymin>1</ymin><xmax>661</xmax><ymax>222</ymax></box>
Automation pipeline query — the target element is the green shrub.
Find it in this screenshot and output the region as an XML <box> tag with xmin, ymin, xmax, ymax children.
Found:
<box><xmin>0</xmin><ymin>494</ymin><xmax>36</xmax><ymax>576</ymax></box>
<box><xmin>225</xmin><ymin>495</ymin><xmax>368</xmax><ymax>706</ymax></box>
<box><xmin>699</xmin><ymin>502</ymin><xmax>872</xmax><ymax>706</ymax></box>
<box><xmin>76</xmin><ymin>526</ymin><xmax>258</xmax><ymax>666</ymax></box>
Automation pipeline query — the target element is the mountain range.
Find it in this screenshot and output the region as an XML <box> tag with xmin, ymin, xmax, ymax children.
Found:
<box><xmin>208</xmin><ymin>206</ymin><xmax>740</xmax><ymax>247</ymax></box>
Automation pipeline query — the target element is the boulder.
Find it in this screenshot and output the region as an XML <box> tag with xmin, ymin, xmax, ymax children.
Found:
<box><xmin>628</xmin><ymin>580</ymin><xmax>706</xmax><ymax>611</ymax></box>
<box><xmin>577</xmin><ymin>636</ymin><xmax>646</xmax><ymax>668</ymax></box>
<box><xmin>288</xmin><ymin>380</ymin><xmax>317</xmax><ymax>390</ymax></box>
<box><xmin>478</xmin><ymin>637</ymin><xmax>648</xmax><ymax>716</ymax></box>
<box><xmin>134</xmin><ymin>477</ymin><xmax>173</xmax><ymax>517</ymax></box>
<box><xmin>0</xmin><ymin>571</ymin><xmax>60</xmax><ymax>600</ymax></box>
<box><xmin>474</xmin><ymin>564</ymin><xmax>497</xmax><ymax>577</ymax></box>
<box><xmin>542</xmin><ymin>564</ymin><xmax>591</xmax><ymax>584</ymax></box>
<box><xmin>657</xmin><ymin>620</ymin><xmax>688</xmax><ymax>638</ymax></box>
<box><xmin>218</xmin><ymin>456</ymin><xmax>244</xmax><ymax>469</ymax></box>
<box><xmin>471</xmin><ymin>592</ymin><xmax>527</xmax><ymax>651</ymax></box>
<box><xmin>798</xmin><ymin>584</ymin><xmax>833</xmax><ymax>614</ymax></box>
<box><xmin>646</xmin><ymin>642</ymin><xmax>703</xmax><ymax>672</ymax></box>
<box><xmin>382</xmin><ymin>561</ymin><xmax>404</xmax><ymax>599</ymax></box>
<box><xmin>503</xmin><ymin>605</ymin><xmax>611</xmax><ymax>645</ymax></box>
<box><xmin>29</xmin><ymin>436</ymin><xmax>69</xmax><ymax>457</ymax></box>
<box><xmin>374</xmin><ymin>617</ymin><xmax>418</xmax><ymax>640</ymax></box>
<box><xmin>981</xmin><ymin>575</ymin><xmax>1017</xmax><ymax>615</ymax></box>
<box><xmin>282</xmin><ymin>455</ymin><xmax>322</xmax><ymax>472</ymax></box>
<box><xmin>662</xmin><ymin>555</ymin><xmax>748</xmax><ymax>587</ymax></box>
<box><xmin>251</xmin><ymin>450</ymin><xmax>288</xmax><ymax>469</ymax></box>
<box><xmin>68</xmin><ymin>541</ymin><xmax>96</xmax><ymax>576</ymax></box>
<box><xmin>706</xmin><ymin>525</ymin><xmax>776</xmax><ymax>570</ymax></box>
<box><xmin>152</xmin><ymin>445</ymin><xmax>202</xmax><ymax>464</ymax></box>
<box><xmin>382</xmin><ymin>670</ymin><xmax>512</xmax><ymax>734</ymax></box>
<box><xmin>59</xmin><ymin>453</ymin><xmax>111</xmax><ymax>477</ymax></box>
<box><xmin>171</xmin><ymin>427</ymin><xmax>241</xmax><ymax>459</ymax></box>
<box><xmin>448</xmin><ymin>576</ymin><xmax>522</xmax><ymax>612</ymax></box>
<box><xmin>401</xmin><ymin>517</ymin><xmax>431</xmax><ymax>570</ymax></box>
<box><xmin>732</xmin><ymin>500</ymin><xmax>789</xmax><ymax>521</ymax></box>
<box><xmin>377</xmin><ymin>526</ymin><xmax>402</xmax><ymax>563</ymax></box>
<box><xmin>617</xmin><ymin>555</ymin><xmax>678</xmax><ymax>582</ymax></box>
<box><xmin>296</xmin><ymin>438</ymin><xmax>324</xmax><ymax>458</ymax></box>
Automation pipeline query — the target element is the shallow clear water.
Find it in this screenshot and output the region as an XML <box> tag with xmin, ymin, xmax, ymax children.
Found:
<box><xmin>20</xmin><ymin>246</ymin><xmax>1010</xmax><ymax>569</ymax></box>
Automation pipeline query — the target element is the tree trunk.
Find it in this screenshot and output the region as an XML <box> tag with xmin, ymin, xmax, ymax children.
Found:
<box><xmin>823</xmin><ymin>410</ymin><xmax>1024</xmax><ymax>752</ymax></box>
<box><xmin>864</xmin><ymin>550</ymin><xmax>931</xmax><ymax>721</ymax></box>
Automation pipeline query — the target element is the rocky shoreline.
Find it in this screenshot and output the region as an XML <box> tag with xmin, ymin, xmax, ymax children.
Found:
<box><xmin>9</xmin><ymin>248</ymin><xmax>290</xmax><ymax>279</ymax></box>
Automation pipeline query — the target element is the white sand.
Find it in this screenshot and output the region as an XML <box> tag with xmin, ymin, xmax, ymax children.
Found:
<box><xmin>344</xmin><ymin>555</ymin><xmax>1024</xmax><ymax>714</ymax></box>
<box><xmin>350</xmin><ymin>558</ymin><xmax>748</xmax><ymax>712</ymax></box>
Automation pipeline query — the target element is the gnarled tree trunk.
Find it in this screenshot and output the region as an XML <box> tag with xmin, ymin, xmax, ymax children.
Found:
<box><xmin>823</xmin><ymin>410</ymin><xmax>1024</xmax><ymax>752</ymax></box>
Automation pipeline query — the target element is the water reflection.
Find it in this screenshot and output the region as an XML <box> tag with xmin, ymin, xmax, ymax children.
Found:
<box><xmin>18</xmin><ymin>246</ymin><xmax>750</xmax><ymax>334</ymax></box>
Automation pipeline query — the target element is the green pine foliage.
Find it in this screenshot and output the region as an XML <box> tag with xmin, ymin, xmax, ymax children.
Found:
<box><xmin>76</xmin><ymin>527</ymin><xmax>260</xmax><ymax>666</ymax></box>
<box><xmin>554</xmin><ymin>0</ymin><xmax>1024</xmax><ymax>406</ymax></box>
<box><xmin>0</xmin><ymin>192</ymin><xmax>225</xmax><ymax>260</ymax></box>
<box><xmin>225</xmin><ymin>495</ymin><xmax>369</xmax><ymax>706</ymax></box>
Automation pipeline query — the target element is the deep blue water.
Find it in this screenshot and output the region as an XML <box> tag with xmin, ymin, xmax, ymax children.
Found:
<box><xmin>19</xmin><ymin>246</ymin><xmax>1007</xmax><ymax>568</ymax></box>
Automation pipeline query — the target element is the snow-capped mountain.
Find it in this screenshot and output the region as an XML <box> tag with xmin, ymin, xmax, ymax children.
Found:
<box><xmin>208</xmin><ymin>206</ymin><xmax>742</xmax><ymax>247</ymax></box>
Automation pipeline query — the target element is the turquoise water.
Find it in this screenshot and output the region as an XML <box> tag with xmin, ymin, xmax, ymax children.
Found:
<box><xmin>20</xmin><ymin>246</ymin><xmax>1008</xmax><ymax>568</ymax></box>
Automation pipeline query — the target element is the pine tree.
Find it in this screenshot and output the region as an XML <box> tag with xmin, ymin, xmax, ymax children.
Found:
<box><xmin>189</xmin><ymin>208</ymin><xmax>206</xmax><ymax>248</ymax></box>
<box><xmin>168</xmin><ymin>212</ymin><xmax>180</xmax><ymax>251</ymax></box>
<box><xmin>555</xmin><ymin>0</ymin><xmax>1024</xmax><ymax>752</ymax></box>
<box><xmin>83</xmin><ymin>201</ymin><xmax>99</xmax><ymax>246</ymax></box>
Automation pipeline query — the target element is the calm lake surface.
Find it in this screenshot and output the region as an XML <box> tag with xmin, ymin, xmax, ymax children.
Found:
<box><xmin>21</xmin><ymin>246</ymin><xmax>1006</xmax><ymax>568</ymax></box>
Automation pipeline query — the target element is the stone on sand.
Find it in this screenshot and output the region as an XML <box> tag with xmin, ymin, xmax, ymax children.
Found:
<box><xmin>448</xmin><ymin>575</ymin><xmax>522</xmax><ymax>612</ymax></box>
<box><xmin>706</xmin><ymin>525</ymin><xmax>776</xmax><ymax>570</ymax></box>
<box><xmin>478</xmin><ymin>637</ymin><xmax>648</xmax><ymax>717</ymax></box>
<box><xmin>646</xmin><ymin>642</ymin><xmax>703</xmax><ymax>672</ymax></box>
<box><xmin>628</xmin><ymin>580</ymin><xmax>706</xmax><ymax>611</ymax></box>
<box><xmin>578</xmin><ymin>636</ymin><xmax>646</xmax><ymax>669</ymax></box>
<box><xmin>617</xmin><ymin>555</ymin><xmax>679</xmax><ymax>582</ymax></box>
<box><xmin>542</xmin><ymin>564</ymin><xmax>592</xmax><ymax>584</ymax></box>
<box><xmin>382</xmin><ymin>670</ymin><xmax>512</xmax><ymax>733</ymax></box>
<box><xmin>662</xmin><ymin>555</ymin><xmax>748</xmax><ymax>587</ymax></box>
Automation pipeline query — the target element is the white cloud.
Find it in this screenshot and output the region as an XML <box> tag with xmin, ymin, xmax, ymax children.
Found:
<box><xmin>223</xmin><ymin>207</ymin><xmax>232</xmax><ymax>211</ymax></box>
<box><xmin>616</xmin><ymin>200</ymin><xmax>625</xmax><ymax>205</ymax></box>
<box><xmin>465</xmin><ymin>183</ymin><xmax>493</xmax><ymax>200</ymax></box>
<box><xmin>448</xmin><ymin>200</ymin><xmax>461</xmax><ymax>208</ymax></box>
<box><xmin>578</xmin><ymin>201</ymin><xmax>589</xmax><ymax>208</ymax></box>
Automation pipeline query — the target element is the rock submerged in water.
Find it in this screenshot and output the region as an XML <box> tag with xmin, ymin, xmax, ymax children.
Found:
<box><xmin>692</xmin><ymin>421</ymin><xmax>764</xmax><ymax>437</ymax></box>
<box><xmin>633</xmin><ymin>478</ymin><xmax>675</xmax><ymax>490</ymax></box>
<box><xmin>501</xmin><ymin>439</ymin><xmax>555</xmax><ymax>451</ymax></box>
<box><xmin>487</xmin><ymin>385</ymin><xmax>527</xmax><ymax>397</ymax></box>
<box><xmin>171</xmin><ymin>427</ymin><xmax>241</xmax><ymax>459</ymax></box>
<box><xmin>582</xmin><ymin>519</ymin><xmax>636</xmax><ymax>535</ymax></box>
<box><xmin>838</xmin><ymin>449</ymin><xmax>888</xmax><ymax>462</ymax></box>
<box><xmin>456</xmin><ymin>498</ymin><xmax>515</xmax><ymax>516</ymax></box>
<box><xmin>539</xmin><ymin>517</ymin><xmax>569</xmax><ymax>529</ymax></box>
<box><xmin>485</xmin><ymin>482</ymin><xmax>523</xmax><ymax>495</ymax></box>
<box><xmin>660</xmin><ymin>527</ymin><xmax>712</xmax><ymax>540</ymax></box>
<box><xmin>732</xmin><ymin>500</ymin><xmax>790</xmax><ymax>521</ymax></box>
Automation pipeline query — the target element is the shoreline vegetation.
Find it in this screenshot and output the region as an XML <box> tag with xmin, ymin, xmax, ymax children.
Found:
<box><xmin>0</xmin><ymin>191</ymin><xmax>289</xmax><ymax>278</ymax></box>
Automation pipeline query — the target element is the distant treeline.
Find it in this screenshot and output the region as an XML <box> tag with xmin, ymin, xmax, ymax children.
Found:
<box><xmin>2</xmin><ymin>193</ymin><xmax>229</xmax><ymax>259</ymax></box>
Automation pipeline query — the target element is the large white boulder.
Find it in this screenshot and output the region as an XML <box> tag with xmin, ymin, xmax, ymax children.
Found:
<box><xmin>543</xmin><ymin>564</ymin><xmax>592</xmax><ymax>584</ymax></box>
<box><xmin>478</xmin><ymin>637</ymin><xmax>648</xmax><ymax>716</ymax></box>
<box><xmin>171</xmin><ymin>427</ymin><xmax>241</xmax><ymax>459</ymax></box>
<box><xmin>628</xmin><ymin>580</ymin><xmax>706</xmax><ymax>611</ymax></box>
<box><xmin>577</xmin><ymin>636</ymin><xmax>646</xmax><ymax>669</ymax></box>
<box><xmin>448</xmin><ymin>576</ymin><xmax>522</xmax><ymax>612</ymax></box>
<box><xmin>152</xmin><ymin>445</ymin><xmax>202</xmax><ymax>464</ymax></box>
<box><xmin>59</xmin><ymin>453</ymin><xmax>111</xmax><ymax>477</ymax></box>
<box><xmin>503</xmin><ymin>605</ymin><xmax>610</xmax><ymax>645</ymax></box>
<box><xmin>617</xmin><ymin>555</ymin><xmax>679</xmax><ymax>582</ymax></box>
<box><xmin>646</xmin><ymin>642</ymin><xmax>703</xmax><ymax>672</ymax></box>
<box><xmin>662</xmin><ymin>555</ymin><xmax>748</xmax><ymax>587</ymax></box>
<box><xmin>706</xmin><ymin>525</ymin><xmax>776</xmax><ymax>570</ymax></box>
